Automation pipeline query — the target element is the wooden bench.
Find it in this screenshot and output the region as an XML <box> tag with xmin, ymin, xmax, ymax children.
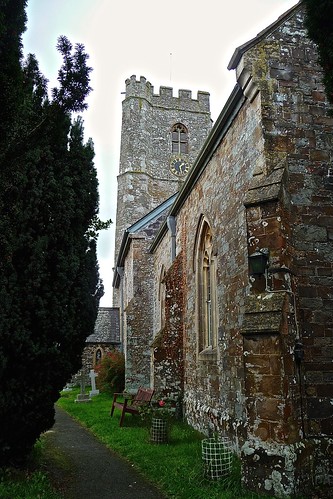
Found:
<box><xmin>110</xmin><ymin>387</ymin><xmax>155</xmax><ymax>426</ymax></box>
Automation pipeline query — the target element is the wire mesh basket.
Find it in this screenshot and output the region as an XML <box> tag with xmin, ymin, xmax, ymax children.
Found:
<box><xmin>202</xmin><ymin>436</ymin><xmax>233</xmax><ymax>480</ymax></box>
<box><xmin>151</xmin><ymin>417</ymin><xmax>168</xmax><ymax>443</ymax></box>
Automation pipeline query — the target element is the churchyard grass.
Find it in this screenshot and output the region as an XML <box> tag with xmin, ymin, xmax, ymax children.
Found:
<box><xmin>0</xmin><ymin>469</ymin><xmax>61</xmax><ymax>499</ymax></box>
<box><xmin>57</xmin><ymin>388</ymin><xmax>264</xmax><ymax>499</ymax></box>
<box><xmin>0</xmin><ymin>439</ymin><xmax>63</xmax><ymax>499</ymax></box>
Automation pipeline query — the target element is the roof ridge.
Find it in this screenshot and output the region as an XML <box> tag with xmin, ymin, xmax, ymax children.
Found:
<box><xmin>228</xmin><ymin>1</ymin><xmax>303</xmax><ymax>70</ymax></box>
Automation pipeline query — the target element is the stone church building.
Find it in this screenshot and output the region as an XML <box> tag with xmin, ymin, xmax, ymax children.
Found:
<box><xmin>81</xmin><ymin>307</ymin><xmax>120</xmax><ymax>371</ymax></box>
<box><xmin>112</xmin><ymin>3</ymin><xmax>332</xmax><ymax>496</ymax></box>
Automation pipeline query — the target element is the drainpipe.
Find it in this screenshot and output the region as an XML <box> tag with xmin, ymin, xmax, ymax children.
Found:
<box><xmin>167</xmin><ymin>216</ymin><xmax>176</xmax><ymax>262</ymax></box>
<box><xmin>117</xmin><ymin>266</ymin><xmax>124</xmax><ymax>353</ymax></box>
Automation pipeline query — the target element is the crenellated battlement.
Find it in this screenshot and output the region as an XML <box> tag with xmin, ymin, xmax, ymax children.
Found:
<box><xmin>124</xmin><ymin>75</ymin><xmax>210</xmax><ymax>112</ymax></box>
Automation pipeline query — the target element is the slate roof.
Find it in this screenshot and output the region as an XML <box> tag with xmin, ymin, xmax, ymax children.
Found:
<box><xmin>86</xmin><ymin>307</ymin><xmax>120</xmax><ymax>344</ymax></box>
<box><xmin>113</xmin><ymin>193</ymin><xmax>177</xmax><ymax>288</ymax></box>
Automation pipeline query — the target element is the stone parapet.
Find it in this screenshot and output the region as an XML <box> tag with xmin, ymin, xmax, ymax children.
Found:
<box><xmin>124</xmin><ymin>75</ymin><xmax>210</xmax><ymax>112</ymax></box>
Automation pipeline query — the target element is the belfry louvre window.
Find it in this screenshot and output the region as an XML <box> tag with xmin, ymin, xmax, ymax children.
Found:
<box><xmin>195</xmin><ymin>218</ymin><xmax>218</xmax><ymax>353</ymax></box>
<box><xmin>171</xmin><ymin>123</ymin><xmax>188</xmax><ymax>154</ymax></box>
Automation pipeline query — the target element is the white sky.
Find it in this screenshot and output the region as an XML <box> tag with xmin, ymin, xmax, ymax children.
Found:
<box><xmin>22</xmin><ymin>0</ymin><xmax>299</xmax><ymax>306</ymax></box>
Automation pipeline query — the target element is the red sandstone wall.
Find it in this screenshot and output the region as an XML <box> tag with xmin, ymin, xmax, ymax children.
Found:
<box><xmin>151</xmin><ymin>6</ymin><xmax>332</xmax><ymax>496</ymax></box>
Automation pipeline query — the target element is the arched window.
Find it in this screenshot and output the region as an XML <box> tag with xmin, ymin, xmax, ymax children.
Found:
<box><xmin>195</xmin><ymin>217</ymin><xmax>218</xmax><ymax>353</ymax></box>
<box><xmin>159</xmin><ymin>267</ymin><xmax>166</xmax><ymax>331</ymax></box>
<box><xmin>171</xmin><ymin>123</ymin><xmax>188</xmax><ymax>154</ymax></box>
<box><xmin>95</xmin><ymin>348</ymin><xmax>102</xmax><ymax>365</ymax></box>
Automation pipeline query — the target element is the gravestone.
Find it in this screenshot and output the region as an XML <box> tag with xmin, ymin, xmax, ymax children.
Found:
<box><xmin>89</xmin><ymin>369</ymin><xmax>99</xmax><ymax>397</ymax></box>
<box><xmin>75</xmin><ymin>371</ymin><xmax>91</xmax><ymax>403</ymax></box>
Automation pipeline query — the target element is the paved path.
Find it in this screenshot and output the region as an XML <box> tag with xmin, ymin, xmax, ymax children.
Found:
<box><xmin>45</xmin><ymin>406</ymin><xmax>165</xmax><ymax>499</ymax></box>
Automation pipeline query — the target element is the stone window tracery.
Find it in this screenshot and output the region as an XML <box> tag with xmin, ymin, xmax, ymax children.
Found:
<box><xmin>94</xmin><ymin>347</ymin><xmax>102</xmax><ymax>366</ymax></box>
<box><xmin>195</xmin><ymin>217</ymin><xmax>218</xmax><ymax>354</ymax></box>
<box><xmin>171</xmin><ymin>123</ymin><xmax>188</xmax><ymax>154</ymax></box>
<box><xmin>159</xmin><ymin>266</ymin><xmax>166</xmax><ymax>331</ymax></box>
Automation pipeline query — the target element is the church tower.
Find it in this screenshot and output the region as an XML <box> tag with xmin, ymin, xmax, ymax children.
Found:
<box><xmin>114</xmin><ymin>75</ymin><xmax>212</xmax><ymax>260</ymax></box>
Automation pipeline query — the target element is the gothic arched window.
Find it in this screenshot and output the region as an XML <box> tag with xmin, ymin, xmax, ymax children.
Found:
<box><xmin>95</xmin><ymin>348</ymin><xmax>102</xmax><ymax>366</ymax></box>
<box><xmin>195</xmin><ymin>217</ymin><xmax>218</xmax><ymax>353</ymax></box>
<box><xmin>171</xmin><ymin>123</ymin><xmax>188</xmax><ymax>154</ymax></box>
<box><xmin>159</xmin><ymin>266</ymin><xmax>166</xmax><ymax>331</ymax></box>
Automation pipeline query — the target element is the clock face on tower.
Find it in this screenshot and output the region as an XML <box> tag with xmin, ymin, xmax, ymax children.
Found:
<box><xmin>170</xmin><ymin>157</ymin><xmax>190</xmax><ymax>177</ymax></box>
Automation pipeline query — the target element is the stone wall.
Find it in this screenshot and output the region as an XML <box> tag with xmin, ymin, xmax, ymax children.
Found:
<box><xmin>176</xmin><ymin>93</ymin><xmax>261</xmax><ymax>444</ymax></box>
<box><xmin>152</xmin><ymin>250</ymin><xmax>185</xmax><ymax>401</ymax></box>
<box><xmin>123</xmin><ymin>237</ymin><xmax>155</xmax><ymax>391</ymax></box>
<box><xmin>240</xmin><ymin>7</ymin><xmax>333</xmax><ymax>493</ymax></box>
<box><xmin>81</xmin><ymin>344</ymin><xmax>117</xmax><ymax>373</ymax></box>
<box><xmin>114</xmin><ymin>5</ymin><xmax>332</xmax><ymax>496</ymax></box>
<box><xmin>114</xmin><ymin>75</ymin><xmax>212</xmax><ymax>275</ymax></box>
<box><xmin>152</xmin><ymin>5</ymin><xmax>332</xmax><ymax>496</ymax></box>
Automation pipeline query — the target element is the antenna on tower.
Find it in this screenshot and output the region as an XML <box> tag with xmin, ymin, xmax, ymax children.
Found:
<box><xmin>169</xmin><ymin>52</ymin><xmax>172</xmax><ymax>82</ymax></box>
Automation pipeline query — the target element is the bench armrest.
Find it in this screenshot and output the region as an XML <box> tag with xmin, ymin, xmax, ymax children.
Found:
<box><xmin>112</xmin><ymin>392</ymin><xmax>133</xmax><ymax>403</ymax></box>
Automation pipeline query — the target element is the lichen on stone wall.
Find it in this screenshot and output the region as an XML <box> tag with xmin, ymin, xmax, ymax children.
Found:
<box><xmin>152</xmin><ymin>251</ymin><xmax>185</xmax><ymax>400</ymax></box>
<box><xmin>243</xmin><ymin>437</ymin><xmax>333</xmax><ymax>497</ymax></box>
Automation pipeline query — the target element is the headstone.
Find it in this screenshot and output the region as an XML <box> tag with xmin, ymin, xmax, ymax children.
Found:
<box><xmin>63</xmin><ymin>382</ymin><xmax>73</xmax><ymax>392</ymax></box>
<box><xmin>89</xmin><ymin>369</ymin><xmax>99</xmax><ymax>397</ymax></box>
<box><xmin>75</xmin><ymin>371</ymin><xmax>91</xmax><ymax>403</ymax></box>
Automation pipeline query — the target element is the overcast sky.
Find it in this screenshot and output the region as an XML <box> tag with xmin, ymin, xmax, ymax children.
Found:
<box><xmin>22</xmin><ymin>0</ymin><xmax>299</xmax><ymax>306</ymax></box>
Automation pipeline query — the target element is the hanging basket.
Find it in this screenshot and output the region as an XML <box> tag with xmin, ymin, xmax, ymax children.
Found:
<box><xmin>201</xmin><ymin>437</ymin><xmax>232</xmax><ymax>480</ymax></box>
<box><xmin>151</xmin><ymin>418</ymin><xmax>168</xmax><ymax>444</ymax></box>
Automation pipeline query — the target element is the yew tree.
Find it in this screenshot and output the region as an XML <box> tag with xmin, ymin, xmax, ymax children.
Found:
<box><xmin>0</xmin><ymin>0</ymin><xmax>104</xmax><ymax>465</ymax></box>
<box><xmin>304</xmin><ymin>0</ymin><xmax>333</xmax><ymax>106</ymax></box>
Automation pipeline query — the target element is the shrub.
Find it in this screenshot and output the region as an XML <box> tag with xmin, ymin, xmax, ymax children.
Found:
<box><xmin>95</xmin><ymin>351</ymin><xmax>125</xmax><ymax>393</ymax></box>
<box><xmin>139</xmin><ymin>396</ymin><xmax>177</xmax><ymax>423</ymax></box>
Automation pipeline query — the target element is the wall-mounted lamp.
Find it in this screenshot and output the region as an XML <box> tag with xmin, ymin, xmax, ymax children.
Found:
<box><xmin>248</xmin><ymin>248</ymin><xmax>269</xmax><ymax>275</ymax></box>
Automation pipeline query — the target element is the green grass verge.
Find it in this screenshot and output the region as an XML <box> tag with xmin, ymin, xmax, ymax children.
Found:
<box><xmin>0</xmin><ymin>440</ymin><xmax>63</xmax><ymax>499</ymax></box>
<box><xmin>0</xmin><ymin>412</ymin><xmax>66</xmax><ymax>498</ymax></box>
<box><xmin>57</xmin><ymin>388</ymin><xmax>263</xmax><ymax>499</ymax></box>
<box><xmin>0</xmin><ymin>469</ymin><xmax>61</xmax><ymax>499</ymax></box>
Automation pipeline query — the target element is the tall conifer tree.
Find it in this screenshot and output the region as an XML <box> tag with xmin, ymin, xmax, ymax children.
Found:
<box><xmin>304</xmin><ymin>0</ymin><xmax>333</xmax><ymax>106</ymax></box>
<box><xmin>0</xmin><ymin>1</ymin><xmax>104</xmax><ymax>464</ymax></box>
